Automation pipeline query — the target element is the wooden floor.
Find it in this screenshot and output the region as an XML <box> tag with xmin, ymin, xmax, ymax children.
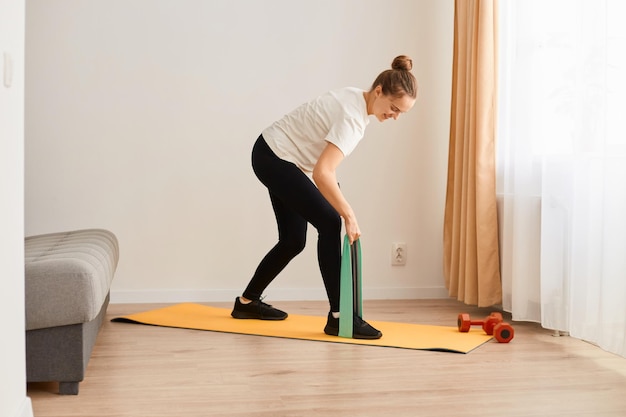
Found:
<box><xmin>28</xmin><ymin>299</ymin><xmax>626</xmax><ymax>417</ymax></box>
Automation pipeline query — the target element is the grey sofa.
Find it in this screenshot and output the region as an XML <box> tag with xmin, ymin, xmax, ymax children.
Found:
<box><xmin>25</xmin><ymin>229</ymin><xmax>119</xmax><ymax>395</ymax></box>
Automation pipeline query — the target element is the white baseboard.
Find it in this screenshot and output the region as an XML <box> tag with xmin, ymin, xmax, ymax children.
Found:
<box><xmin>11</xmin><ymin>398</ymin><xmax>33</xmax><ymax>417</ymax></box>
<box><xmin>110</xmin><ymin>287</ymin><xmax>449</xmax><ymax>304</ymax></box>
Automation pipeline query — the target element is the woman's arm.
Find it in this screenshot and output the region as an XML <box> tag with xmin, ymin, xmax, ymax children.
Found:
<box><xmin>312</xmin><ymin>142</ymin><xmax>360</xmax><ymax>243</ymax></box>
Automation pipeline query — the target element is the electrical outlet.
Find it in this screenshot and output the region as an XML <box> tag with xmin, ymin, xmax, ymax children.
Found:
<box><xmin>391</xmin><ymin>242</ymin><xmax>407</xmax><ymax>266</ymax></box>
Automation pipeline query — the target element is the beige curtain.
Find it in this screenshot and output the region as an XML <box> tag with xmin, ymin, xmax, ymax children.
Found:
<box><xmin>444</xmin><ymin>0</ymin><xmax>501</xmax><ymax>307</ymax></box>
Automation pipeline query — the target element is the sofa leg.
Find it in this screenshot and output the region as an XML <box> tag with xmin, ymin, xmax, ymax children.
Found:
<box><xmin>59</xmin><ymin>381</ymin><xmax>79</xmax><ymax>395</ymax></box>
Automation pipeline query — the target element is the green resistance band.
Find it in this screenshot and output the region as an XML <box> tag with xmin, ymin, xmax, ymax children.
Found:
<box><xmin>339</xmin><ymin>235</ymin><xmax>363</xmax><ymax>338</ymax></box>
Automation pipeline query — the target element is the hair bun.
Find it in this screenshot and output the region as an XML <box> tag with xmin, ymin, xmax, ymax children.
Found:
<box><xmin>391</xmin><ymin>55</ymin><xmax>413</xmax><ymax>71</ymax></box>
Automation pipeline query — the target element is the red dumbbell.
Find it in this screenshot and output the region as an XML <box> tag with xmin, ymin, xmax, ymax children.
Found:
<box><xmin>457</xmin><ymin>312</ymin><xmax>503</xmax><ymax>335</ymax></box>
<box><xmin>457</xmin><ymin>312</ymin><xmax>515</xmax><ymax>343</ymax></box>
<box><xmin>492</xmin><ymin>321</ymin><xmax>515</xmax><ymax>343</ymax></box>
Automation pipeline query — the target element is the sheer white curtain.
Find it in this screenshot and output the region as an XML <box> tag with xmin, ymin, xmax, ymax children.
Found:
<box><xmin>498</xmin><ymin>0</ymin><xmax>626</xmax><ymax>357</ymax></box>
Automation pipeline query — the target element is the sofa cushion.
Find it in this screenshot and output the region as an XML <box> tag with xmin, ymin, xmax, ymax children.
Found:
<box><xmin>25</xmin><ymin>229</ymin><xmax>119</xmax><ymax>331</ymax></box>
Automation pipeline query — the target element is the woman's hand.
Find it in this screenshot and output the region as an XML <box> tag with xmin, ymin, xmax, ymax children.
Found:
<box><xmin>344</xmin><ymin>215</ymin><xmax>361</xmax><ymax>244</ymax></box>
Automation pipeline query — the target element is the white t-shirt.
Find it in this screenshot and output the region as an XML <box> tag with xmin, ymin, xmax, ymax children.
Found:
<box><xmin>262</xmin><ymin>87</ymin><xmax>370</xmax><ymax>176</ymax></box>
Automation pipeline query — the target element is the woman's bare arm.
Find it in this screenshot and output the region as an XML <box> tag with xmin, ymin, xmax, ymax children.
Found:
<box><xmin>312</xmin><ymin>142</ymin><xmax>360</xmax><ymax>243</ymax></box>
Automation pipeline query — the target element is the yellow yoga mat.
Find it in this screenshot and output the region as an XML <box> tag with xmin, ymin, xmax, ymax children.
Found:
<box><xmin>112</xmin><ymin>303</ymin><xmax>492</xmax><ymax>354</ymax></box>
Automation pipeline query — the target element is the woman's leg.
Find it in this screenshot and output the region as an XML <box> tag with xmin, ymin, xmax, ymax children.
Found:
<box><xmin>242</xmin><ymin>191</ymin><xmax>308</xmax><ymax>301</ymax></box>
<box><xmin>243</xmin><ymin>136</ymin><xmax>342</xmax><ymax>311</ymax></box>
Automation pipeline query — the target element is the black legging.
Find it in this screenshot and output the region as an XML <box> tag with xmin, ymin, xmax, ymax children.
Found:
<box><xmin>243</xmin><ymin>135</ymin><xmax>342</xmax><ymax>312</ymax></box>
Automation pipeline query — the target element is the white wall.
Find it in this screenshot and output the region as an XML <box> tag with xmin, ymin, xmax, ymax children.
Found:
<box><xmin>25</xmin><ymin>0</ymin><xmax>454</xmax><ymax>304</ymax></box>
<box><xmin>1</xmin><ymin>0</ymin><xmax>34</xmax><ymax>415</ymax></box>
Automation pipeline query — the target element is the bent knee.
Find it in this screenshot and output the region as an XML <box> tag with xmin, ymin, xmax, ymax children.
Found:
<box><xmin>318</xmin><ymin>211</ymin><xmax>342</xmax><ymax>236</ymax></box>
<box><xmin>279</xmin><ymin>236</ymin><xmax>307</xmax><ymax>257</ymax></box>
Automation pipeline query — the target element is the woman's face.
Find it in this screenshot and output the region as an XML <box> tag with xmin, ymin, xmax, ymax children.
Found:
<box><xmin>369</xmin><ymin>85</ymin><xmax>416</xmax><ymax>122</ymax></box>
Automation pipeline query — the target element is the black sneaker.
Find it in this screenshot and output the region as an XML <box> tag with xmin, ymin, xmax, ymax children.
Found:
<box><xmin>323</xmin><ymin>312</ymin><xmax>382</xmax><ymax>339</ymax></box>
<box><xmin>230</xmin><ymin>297</ymin><xmax>288</xmax><ymax>320</ymax></box>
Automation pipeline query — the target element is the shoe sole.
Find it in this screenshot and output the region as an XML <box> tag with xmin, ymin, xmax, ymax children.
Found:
<box><xmin>324</xmin><ymin>326</ymin><xmax>382</xmax><ymax>340</ymax></box>
<box><xmin>231</xmin><ymin>311</ymin><xmax>288</xmax><ymax>320</ymax></box>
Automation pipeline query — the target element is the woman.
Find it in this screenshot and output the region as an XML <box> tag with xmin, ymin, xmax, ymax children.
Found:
<box><xmin>231</xmin><ymin>55</ymin><xmax>418</xmax><ymax>339</ymax></box>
